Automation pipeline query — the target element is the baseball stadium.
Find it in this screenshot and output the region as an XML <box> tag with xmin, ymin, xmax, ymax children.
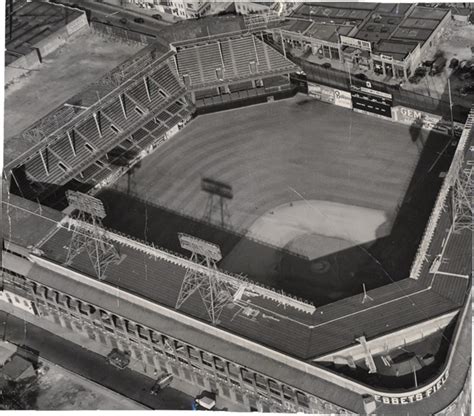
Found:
<box><xmin>2</xmin><ymin>3</ymin><xmax>472</xmax><ymax>415</ymax></box>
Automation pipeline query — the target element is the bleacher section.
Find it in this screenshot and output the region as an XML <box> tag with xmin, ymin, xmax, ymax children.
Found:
<box><xmin>68</xmin><ymin>44</ymin><xmax>170</xmax><ymax>107</ymax></box>
<box><xmin>174</xmin><ymin>34</ymin><xmax>299</xmax><ymax>90</ymax></box>
<box><xmin>7</xmin><ymin>33</ymin><xmax>298</xmax><ymax>203</ymax></box>
<box><xmin>8</xmin><ymin>52</ymin><xmax>193</xmax><ymax>202</ymax></box>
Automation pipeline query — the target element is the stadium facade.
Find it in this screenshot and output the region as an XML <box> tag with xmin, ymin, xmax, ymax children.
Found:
<box><xmin>2</xmin><ymin>11</ymin><xmax>472</xmax><ymax>415</ymax></box>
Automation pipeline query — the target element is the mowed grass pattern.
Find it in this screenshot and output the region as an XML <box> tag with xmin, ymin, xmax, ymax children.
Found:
<box><xmin>112</xmin><ymin>94</ymin><xmax>421</xmax><ymax>237</ymax></box>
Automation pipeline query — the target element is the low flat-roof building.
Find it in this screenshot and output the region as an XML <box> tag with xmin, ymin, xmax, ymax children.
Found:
<box><xmin>5</xmin><ymin>1</ymin><xmax>88</xmax><ymax>84</ymax></box>
<box><xmin>0</xmin><ymin>355</ymin><xmax>35</xmax><ymax>382</ymax></box>
<box><xmin>268</xmin><ymin>3</ymin><xmax>452</xmax><ymax>80</ymax></box>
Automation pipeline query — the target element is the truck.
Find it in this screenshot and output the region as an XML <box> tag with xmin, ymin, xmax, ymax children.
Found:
<box><xmin>193</xmin><ymin>391</ymin><xmax>216</xmax><ymax>411</ymax></box>
<box><xmin>430</xmin><ymin>55</ymin><xmax>447</xmax><ymax>75</ymax></box>
<box><xmin>150</xmin><ymin>372</ymin><xmax>173</xmax><ymax>395</ymax></box>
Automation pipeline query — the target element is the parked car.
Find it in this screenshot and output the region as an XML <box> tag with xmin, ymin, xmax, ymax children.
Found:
<box><xmin>458</xmin><ymin>71</ymin><xmax>472</xmax><ymax>81</ymax></box>
<box><xmin>449</xmin><ymin>58</ymin><xmax>459</xmax><ymax>69</ymax></box>
<box><xmin>193</xmin><ymin>391</ymin><xmax>216</xmax><ymax>411</ymax></box>
<box><xmin>134</xmin><ymin>17</ymin><xmax>145</xmax><ymax>23</ymax></box>
<box><xmin>422</xmin><ymin>59</ymin><xmax>434</xmax><ymax>68</ymax></box>
<box><xmin>321</xmin><ymin>62</ymin><xmax>332</xmax><ymax>69</ymax></box>
<box><xmin>429</xmin><ymin>55</ymin><xmax>447</xmax><ymax>75</ymax></box>
<box><xmin>354</xmin><ymin>73</ymin><xmax>368</xmax><ymax>81</ymax></box>
<box><xmin>151</xmin><ymin>14</ymin><xmax>163</xmax><ymax>20</ymax></box>
<box><xmin>150</xmin><ymin>373</ymin><xmax>173</xmax><ymax>395</ymax></box>
<box><xmin>106</xmin><ymin>348</ymin><xmax>130</xmax><ymax>369</ymax></box>
<box><xmin>414</xmin><ymin>66</ymin><xmax>427</xmax><ymax>77</ymax></box>
<box><xmin>460</xmin><ymin>83</ymin><xmax>474</xmax><ymax>96</ymax></box>
<box><xmin>458</xmin><ymin>59</ymin><xmax>473</xmax><ymax>70</ymax></box>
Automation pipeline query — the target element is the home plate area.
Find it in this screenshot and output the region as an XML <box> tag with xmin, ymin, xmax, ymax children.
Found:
<box><xmin>220</xmin><ymin>200</ymin><xmax>392</xmax><ymax>306</ymax></box>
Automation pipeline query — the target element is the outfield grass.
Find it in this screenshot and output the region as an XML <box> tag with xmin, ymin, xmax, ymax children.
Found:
<box><xmin>101</xmin><ymin>94</ymin><xmax>449</xmax><ymax>305</ymax></box>
<box><xmin>111</xmin><ymin>94</ymin><xmax>420</xmax><ymax>233</ymax></box>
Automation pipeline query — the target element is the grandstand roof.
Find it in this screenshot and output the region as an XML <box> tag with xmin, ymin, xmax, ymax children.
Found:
<box><xmin>5</xmin><ymin>52</ymin><xmax>193</xmax><ymax>203</ymax></box>
<box><xmin>173</xmin><ymin>34</ymin><xmax>299</xmax><ymax>90</ymax></box>
<box><xmin>3</xmin><ymin>215</ymin><xmax>469</xmax><ymax>414</ymax></box>
<box><xmin>5</xmin><ymin>143</ymin><xmax>469</xmax><ymax>360</ymax></box>
<box><xmin>5</xmin><ymin>1</ymin><xmax>84</xmax><ymax>66</ymax></box>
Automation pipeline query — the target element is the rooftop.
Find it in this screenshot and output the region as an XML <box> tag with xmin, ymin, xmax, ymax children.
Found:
<box><xmin>289</xmin><ymin>3</ymin><xmax>450</xmax><ymax>61</ymax></box>
<box><xmin>5</xmin><ymin>1</ymin><xmax>84</xmax><ymax>66</ymax></box>
<box><xmin>0</xmin><ymin>355</ymin><xmax>34</xmax><ymax>381</ymax></box>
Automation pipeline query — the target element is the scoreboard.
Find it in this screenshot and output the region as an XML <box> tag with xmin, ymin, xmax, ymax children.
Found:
<box><xmin>350</xmin><ymin>83</ymin><xmax>393</xmax><ymax>119</ymax></box>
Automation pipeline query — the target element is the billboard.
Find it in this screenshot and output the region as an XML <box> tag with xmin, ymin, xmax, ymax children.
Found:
<box><xmin>308</xmin><ymin>82</ymin><xmax>333</xmax><ymax>104</ymax></box>
<box><xmin>391</xmin><ymin>106</ymin><xmax>464</xmax><ymax>138</ymax></box>
<box><xmin>340</xmin><ymin>35</ymin><xmax>372</xmax><ymax>52</ymax></box>
<box><xmin>334</xmin><ymin>89</ymin><xmax>352</xmax><ymax>109</ymax></box>
<box><xmin>178</xmin><ymin>233</ymin><xmax>222</xmax><ymax>262</ymax></box>
<box><xmin>308</xmin><ymin>83</ymin><xmax>352</xmax><ymax>109</ymax></box>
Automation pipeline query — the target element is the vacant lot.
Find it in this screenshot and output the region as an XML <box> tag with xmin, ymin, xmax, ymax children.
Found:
<box><xmin>4</xmin><ymin>31</ymin><xmax>142</xmax><ymax>166</ymax></box>
<box><xmin>35</xmin><ymin>363</ymin><xmax>142</xmax><ymax>410</ymax></box>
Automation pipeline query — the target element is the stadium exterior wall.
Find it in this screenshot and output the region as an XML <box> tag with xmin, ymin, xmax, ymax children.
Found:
<box><xmin>0</xmin><ymin>253</ymin><xmax>352</xmax><ymax>414</ymax></box>
<box><xmin>1</xmin><ymin>241</ymin><xmax>470</xmax><ymax>414</ymax></box>
<box><xmin>314</xmin><ymin>311</ymin><xmax>458</xmax><ymax>363</ymax></box>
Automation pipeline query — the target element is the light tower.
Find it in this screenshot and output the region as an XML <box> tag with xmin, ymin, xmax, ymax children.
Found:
<box><xmin>451</xmin><ymin>160</ymin><xmax>473</xmax><ymax>232</ymax></box>
<box><xmin>175</xmin><ymin>233</ymin><xmax>233</xmax><ymax>325</ymax></box>
<box><xmin>201</xmin><ymin>177</ymin><xmax>233</xmax><ymax>228</ymax></box>
<box><xmin>65</xmin><ymin>191</ymin><xmax>121</xmax><ymax>280</ymax></box>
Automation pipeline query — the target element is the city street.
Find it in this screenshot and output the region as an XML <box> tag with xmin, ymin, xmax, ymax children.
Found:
<box><xmin>67</xmin><ymin>0</ymin><xmax>171</xmax><ymax>35</ymax></box>
<box><xmin>0</xmin><ymin>311</ymin><xmax>192</xmax><ymax>410</ymax></box>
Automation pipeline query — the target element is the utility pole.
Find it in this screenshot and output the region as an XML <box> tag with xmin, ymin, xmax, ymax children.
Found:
<box><xmin>447</xmin><ymin>68</ymin><xmax>455</xmax><ymax>139</ymax></box>
<box><xmin>9</xmin><ymin>0</ymin><xmax>13</xmax><ymax>41</ymax></box>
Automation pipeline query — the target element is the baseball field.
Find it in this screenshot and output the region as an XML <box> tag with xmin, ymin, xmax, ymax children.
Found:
<box><xmin>99</xmin><ymin>94</ymin><xmax>448</xmax><ymax>305</ymax></box>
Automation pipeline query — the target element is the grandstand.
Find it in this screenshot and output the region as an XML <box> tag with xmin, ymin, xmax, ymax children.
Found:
<box><xmin>5</xmin><ymin>32</ymin><xmax>300</xmax><ymax>206</ymax></box>
<box><xmin>1</xmin><ymin>19</ymin><xmax>472</xmax><ymax>414</ymax></box>
<box><xmin>172</xmin><ymin>33</ymin><xmax>299</xmax><ymax>104</ymax></box>
<box><xmin>6</xmin><ymin>50</ymin><xmax>192</xmax><ymax>205</ymax></box>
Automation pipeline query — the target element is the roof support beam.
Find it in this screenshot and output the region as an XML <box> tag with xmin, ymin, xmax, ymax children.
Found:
<box><xmin>119</xmin><ymin>93</ymin><xmax>127</xmax><ymax>120</ymax></box>
<box><xmin>143</xmin><ymin>76</ymin><xmax>151</xmax><ymax>102</ymax></box>
<box><xmin>67</xmin><ymin>130</ymin><xmax>76</xmax><ymax>157</ymax></box>
<box><xmin>38</xmin><ymin>149</ymin><xmax>49</xmax><ymax>176</ymax></box>
<box><xmin>93</xmin><ymin>112</ymin><xmax>102</xmax><ymax>138</ymax></box>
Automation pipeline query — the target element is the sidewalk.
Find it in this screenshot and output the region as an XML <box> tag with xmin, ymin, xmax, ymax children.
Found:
<box><xmin>0</xmin><ymin>340</ymin><xmax>145</xmax><ymax>410</ymax></box>
<box><xmin>0</xmin><ymin>303</ymin><xmax>193</xmax><ymax>410</ymax></box>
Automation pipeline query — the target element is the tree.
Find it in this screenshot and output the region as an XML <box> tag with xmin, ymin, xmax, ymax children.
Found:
<box><xmin>0</xmin><ymin>378</ymin><xmax>38</xmax><ymax>410</ymax></box>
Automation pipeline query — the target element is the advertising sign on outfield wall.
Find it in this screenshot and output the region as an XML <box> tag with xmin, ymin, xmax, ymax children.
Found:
<box><xmin>308</xmin><ymin>83</ymin><xmax>352</xmax><ymax>109</ymax></box>
<box><xmin>392</xmin><ymin>106</ymin><xmax>464</xmax><ymax>138</ymax></box>
<box><xmin>308</xmin><ymin>82</ymin><xmax>334</xmax><ymax>104</ymax></box>
<box><xmin>333</xmin><ymin>89</ymin><xmax>352</xmax><ymax>109</ymax></box>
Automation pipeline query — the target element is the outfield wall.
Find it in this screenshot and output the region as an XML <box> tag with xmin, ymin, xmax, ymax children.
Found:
<box><xmin>307</xmin><ymin>81</ymin><xmax>465</xmax><ymax>137</ymax></box>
